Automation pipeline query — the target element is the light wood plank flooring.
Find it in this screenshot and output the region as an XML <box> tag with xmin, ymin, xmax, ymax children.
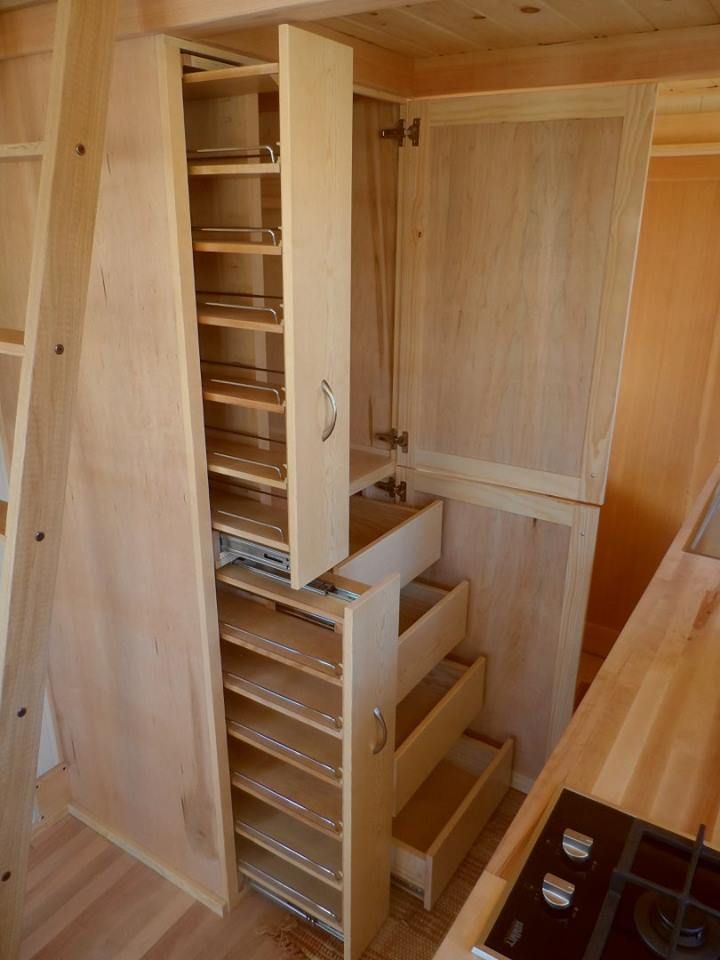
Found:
<box><xmin>21</xmin><ymin>815</ymin><xmax>290</xmax><ymax>960</ymax></box>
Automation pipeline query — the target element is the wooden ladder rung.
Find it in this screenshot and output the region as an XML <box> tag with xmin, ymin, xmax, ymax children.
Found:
<box><xmin>0</xmin><ymin>141</ymin><xmax>45</xmax><ymax>162</ymax></box>
<box><xmin>0</xmin><ymin>500</ymin><xmax>7</xmax><ymax>539</ymax></box>
<box><xmin>0</xmin><ymin>328</ymin><xmax>25</xmax><ymax>357</ymax></box>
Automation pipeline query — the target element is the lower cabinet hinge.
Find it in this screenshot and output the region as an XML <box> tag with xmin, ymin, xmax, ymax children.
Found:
<box><xmin>375</xmin><ymin>477</ymin><xmax>407</xmax><ymax>503</ymax></box>
<box><xmin>379</xmin><ymin>117</ymin><xmax>420</xmax><ymax>147</ymax></box>
<box><xmin>375</xmin><ymin>428</ymin><xmax>409</xmax><ymax>452</ymax></box>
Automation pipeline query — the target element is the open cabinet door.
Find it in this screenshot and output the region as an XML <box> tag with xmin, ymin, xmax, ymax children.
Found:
<box><xmin>396</xmin><ymin>85</ymin><xmax>656</xmax><ymax>505</ymax></box>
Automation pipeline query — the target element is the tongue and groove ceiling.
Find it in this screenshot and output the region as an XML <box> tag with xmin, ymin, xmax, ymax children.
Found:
<box><xmin>314</xmin><ymin>0</ymin><xmax>720</xmax><ymax>58</ymax></box>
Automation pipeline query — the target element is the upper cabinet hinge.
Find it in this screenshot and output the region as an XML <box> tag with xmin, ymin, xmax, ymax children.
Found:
<box><xmin>379</xmin><ymin>117</ymin><xmax>420</xmax><ymax>147</ymax></box>
<box><xmin>374</xmin><ymin>478</ymin><xmax>407</xmax><ymax>503</ymax></box>
<box><xmin>375</xmin><ymin>428</ymin><xmax>409</xmax><ymax>453</ymax></box>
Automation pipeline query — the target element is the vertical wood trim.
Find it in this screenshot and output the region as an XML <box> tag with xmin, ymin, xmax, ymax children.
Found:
<box><xmin>343</xmin><ymin>575</ymin><xmax>400</xmax><ymax>960</ymax></box>
<box><xmin>580</xmin><ymin>83</ymin><xmax>657</xmax><ymax>503</ymax></box>
<box><xmin>280</xmin><ymin>24</ymin><xmax>353</xmax><ymax>588</ymax></box>
<box><xmin>0</xmin><ymin>1</ymin><xmax>118</xmax><ymax>953</ymax></box>
<box><xmin>546</xmin><ymin>504</ymin><xmax>600</xmax><ymax>752</ymax></box>
<box><xmin>155</xmin><ymin>35</ymin><xmax>237</xmax><ymax>908</ymax></box>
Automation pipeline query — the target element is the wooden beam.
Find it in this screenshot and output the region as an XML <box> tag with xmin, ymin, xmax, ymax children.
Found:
<box><xmin>205</xmin><ymin>24</ymin><xmax>413</xmax><ymax>99</ymax></box>
<box><xmin>0</xmin><ymin>0</ymin><xmax>118</xmax><ymax>954</ymax></box>
<box><xmin>413</xmin><ymin>24</ymin><xmax>720</xmax><ymax>99</ymax></box>
<box><xmin>0</xmin><ymin>0</ymin><xmax>419</xmax><ymax>63</ymax></box>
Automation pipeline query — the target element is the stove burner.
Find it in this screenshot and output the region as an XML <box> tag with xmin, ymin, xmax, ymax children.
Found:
<box><xmin>634</xmin><ymin>892</ymin><xmax>720</xmax><ymax>958</ymax></box>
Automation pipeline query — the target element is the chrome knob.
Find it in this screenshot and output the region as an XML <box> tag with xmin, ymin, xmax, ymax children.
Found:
<box><xmin>562</xmin><ymin>828</ymin><xmax>594</xmax><ymax>863</ymax></box>
<box><xmin>542</xmin><ymin>873</ymin><xmax>575</xmax><ymax>910</ymax></box>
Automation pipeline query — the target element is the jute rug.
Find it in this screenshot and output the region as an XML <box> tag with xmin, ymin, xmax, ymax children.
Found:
<box><xmin>267</xmin><ymin>789</ymin><xmax>524</xmax><ymax>960</ymax></box>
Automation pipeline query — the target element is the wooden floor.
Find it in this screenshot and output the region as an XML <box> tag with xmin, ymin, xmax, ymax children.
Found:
<box><xmin>21</xmin><ymin>816</ymin><xmax>290</xmax><ymax>960</ymax></box>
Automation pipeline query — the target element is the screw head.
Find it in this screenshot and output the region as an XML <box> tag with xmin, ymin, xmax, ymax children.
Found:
<box><xmin>35</xmin><ymin>531</ymin><xmax>45</xmax><ymax>542</ymax></box>
<box><xmin>17</xmin><ymin>707</ymin><xmax>27</xmax><ymax>718</ymax></box>
<box><xmin>74</xmin><ymin>143</ymin><xmax>86</xmax><ymax>156</ymax></box>
<box><xmin>54</xmin><ymin>343</ymin><xmax>65</xmax><ymax>355</ymax></box>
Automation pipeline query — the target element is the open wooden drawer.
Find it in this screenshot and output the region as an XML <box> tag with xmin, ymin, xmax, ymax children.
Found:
<box><xmin>391</xmin><ymin>735</ymin><xmax>514</xmax><ymax>909</ymax></box>
<box><xmin>394</xmin><ymin>656</ymin><xmax>486</xmax><ymax>814</ymax></box>
<box><xmin>397</xmin><ymin>580</ymin><xmax>469</xmax><ymax>702</ymax></box>
<box><xmin>333</xmin><ymin>496</ymin><xmax>443</xmax><ymax>588</ymax></box>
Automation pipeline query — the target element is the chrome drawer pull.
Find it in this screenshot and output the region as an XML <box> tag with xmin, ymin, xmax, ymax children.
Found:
<box><xmin>372</xmin><ymin>706</ymin><xmax>388</xmax><ymax>755</ymax></box>
<box><xmin>321</xmin><ymin>380</ymin><xmax>337</xmax><ymax>442</ymax></box>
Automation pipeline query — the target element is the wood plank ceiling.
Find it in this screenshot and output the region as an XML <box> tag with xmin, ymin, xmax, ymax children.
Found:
<box><xmin>318</xmin><ymin>0</ymin><xmax>720</xmax><ymax>58</ymax></box>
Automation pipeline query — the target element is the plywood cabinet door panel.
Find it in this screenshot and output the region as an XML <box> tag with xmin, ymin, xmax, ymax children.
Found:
<box><xmin>396</xmin><ymin>85</ymin><xmax>656</xmax><ymax>504</ymax></box>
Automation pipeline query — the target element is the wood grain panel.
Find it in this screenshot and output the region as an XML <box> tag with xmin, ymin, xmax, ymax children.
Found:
<box><xmin>349</xmin><ymin>96</ymin><xmax>399</xmax><ymax>452</ymax></box>
<box><xmin>279</xmin><ymin>24</ymin><xmax>353</xmax><ymax>588</ymax></box>
<box><xmin>48</xmin><ymin>37</ymin><xmax>231</xmax><ymax>904</ymax></box>
<box><xmin>586</xmin><ymin>155</ymin><xmax>720</xmax><ymax>651</ymax></box>
<box><xmin>396</xmin><ymin>85</ymin><xmax>655</xmax><ymax>504</ymax></box>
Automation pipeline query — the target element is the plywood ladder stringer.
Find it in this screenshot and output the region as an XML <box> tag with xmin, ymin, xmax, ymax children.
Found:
<box><xmin>0</xmin><ymin>1</ymin><xmax>119</xmax><ymax>956</ymax></box>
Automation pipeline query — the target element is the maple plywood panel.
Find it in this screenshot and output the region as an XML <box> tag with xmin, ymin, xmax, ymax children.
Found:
<box><xmin>423</xmin><ymin>498</ymin><xmax>571</xmax><ymax>781</ymax></box>
<box><xmin>586</xmin><ymin>156</ymin><xmax>720</xmax><ymax>648</ymax></box>
<box><xmin>350</xmin><ymin>96</ymin><xmax>399</xmax><ymax>450</ymax></box>
<box><xmin>48</xmin><ymin>38</ymin><xmax>230</xmax><ymax>902</ymax></box>
<box><xmin>417</xmin><ymin>117</ymin><xmax>621</xmax><ymax>478</ymax></box>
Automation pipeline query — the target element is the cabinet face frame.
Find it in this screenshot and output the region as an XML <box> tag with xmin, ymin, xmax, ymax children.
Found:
<box><xmin>394</xmin><ymin>84</ymin><xmax>657</xmax><ymax>505</ymax></box>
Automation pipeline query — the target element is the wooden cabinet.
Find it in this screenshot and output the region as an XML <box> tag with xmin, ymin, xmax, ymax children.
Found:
<box><xmin>5</xmin><ymin>23</ymin><xmax>654</xmax><ymax>960</ymax></box>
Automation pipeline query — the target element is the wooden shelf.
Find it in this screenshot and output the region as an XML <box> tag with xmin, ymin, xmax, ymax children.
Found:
<box><xmin>349</xmin><ymin>447</ymin><xmax>393</xmax><ymax>496</ymax></box>
<box><xmin>210</xmin><ymin>489</ymin><xmax>289</xmax><ymax>550</ymax></box>
<box><xmin>236</xmin><ymin>839</ymin><xmax>343</xmax><ymax>931</ymax></box>
<box><xmin>0</xmin><ymin>328</ymin><xmax>24</xmax><ymax>357</ymax></box>
<box><xmin>0</xmin><ymin>141</ymin><xmax>44</xmax><ymax>162</ymax></box>
<box><xmin>183</xmin><ymin>62</ymin><xmax>279</xmax><ymax>100</ymax></box>
<box><xmin>226</xmin><ymin>693</ymin><xmax>342</xmax><ymax>784</ymax></box>
<box><xmin>192</xmin><ymin>230</ymin><xmax>282</xmax><ymax>256</ymax></box>
<box><xmin>229</xmin><ymin>741</ymin><xmax>343</xmax><ymax>839</ymax></box>
<box><xmin>0</xmin><ymin>500</ymin><xmax>7</xmax><ymax>540</ymax></box>
<box><xmin>197</xmin><ymin>298</ymin><xmax>284</xmax><ymax>334</ymax></box>
<box><xmin>215</xmin><ymin>567</ymin><xmax>347</xmax><ymax>627</ymax></box>
<box><xmin>202</xmin><ymin>368</ymin><xmax>285</xmax><ymax>413</ymax></box>
<box><xmin>206</xmin><ymin>433</ymin><xmax>287</xmax><ymax>489</ymax></box>
<box><xmin>217</xmin><ymin>589</ymin><xmax>343</xmax><ymax>682</ymax></box>
<box><xmin>189</xmin><ymin>161</ymin><xmax>280</xmax><ymax>177</ymax></box>
<box><xmin>235</xmin><ymin>795</ymin><xmax>343</xmax><ymax>889</ymax></box>
<box><xmin>223</xmin><ymin>643</ymin><xmax>343</xmax><ymax>737</ymax></box>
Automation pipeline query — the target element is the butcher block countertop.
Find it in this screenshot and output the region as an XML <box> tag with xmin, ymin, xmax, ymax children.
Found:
<box><xmin>436</xmin><ymin>461</ymin><xmax>720</xmax><ymax>959</ymax></box>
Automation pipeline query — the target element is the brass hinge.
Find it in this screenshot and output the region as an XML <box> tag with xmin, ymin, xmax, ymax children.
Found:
<box><xmin>379</xmin><ymin>117</ymin><xmax>420</xmax><ymax>147</ymax></box>
<box><xmin>375</xmin><ymin>429</ymin><xmax>408</xmax><ymax>452</ymax></box>
<box><xmin>375</xmin><ymin>478</ymin><xmax>407</xmax><ymax>503</ymax></box>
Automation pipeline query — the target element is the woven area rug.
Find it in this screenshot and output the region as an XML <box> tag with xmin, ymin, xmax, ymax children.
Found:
<box><xmin>266</xmin><ymin>789</ymin><xmax>525</xmax><ymax>960</ymax></box>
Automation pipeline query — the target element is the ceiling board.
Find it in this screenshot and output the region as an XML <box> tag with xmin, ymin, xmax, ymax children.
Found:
<box><xmin>318</xmin><ymin>0</ymin><xmax>720</xmax><ymax>57</ymax></box>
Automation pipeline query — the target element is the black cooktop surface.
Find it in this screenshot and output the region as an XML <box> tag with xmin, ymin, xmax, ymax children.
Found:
<box><xmin>475</xmin><ymin>789</ymin><xmax>720</xmax><ymax>960</ymax></box>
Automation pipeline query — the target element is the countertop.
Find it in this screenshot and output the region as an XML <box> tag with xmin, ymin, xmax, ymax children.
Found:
<box><xmin>436</xmin><ymin>461</ymin><xmax>720</xmax><ymax>959</ymax></box>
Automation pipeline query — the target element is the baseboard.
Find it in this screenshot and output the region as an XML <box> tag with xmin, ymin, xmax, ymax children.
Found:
<box><xmin>511</xmin><ymin>771</ymin><xmax>534</xmax><ymax>794</ymax></box>
<box><xmin>68</xmin><ymin>803</ymin><xmax>227</xmax><ymax>916</ymax></box>
<box><xmin>33</xmin><ymin>762</ymin><xmax>70</xmax><ymax>832</ymax></box>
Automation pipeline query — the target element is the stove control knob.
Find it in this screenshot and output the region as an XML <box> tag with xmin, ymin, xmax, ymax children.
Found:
<box><xmin>562</xmin><ymin>828</ymin><xmax>594</xmax><ymax>863</ymax></box>
<box><xmin>542</xmin><ymin>873</ymin><xmax>575</xmax><ymax>911</ymax></box>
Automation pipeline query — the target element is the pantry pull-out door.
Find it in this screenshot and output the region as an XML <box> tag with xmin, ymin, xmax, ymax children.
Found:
<box><xmin>396</xmin><ymin>85</ymin><xmax>656</xmax><ymax>505</ymax></box>
<box><xmin>280</xmin><ymin>25</ymin><xmax>353</xmax><ymax>587</ymax></box>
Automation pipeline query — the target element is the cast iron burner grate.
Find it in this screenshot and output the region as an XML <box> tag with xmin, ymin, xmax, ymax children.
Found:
<box><xmin>584</xmin><ymin>823</ymin><xmax>720</xmax><ymax>959</ymax></box>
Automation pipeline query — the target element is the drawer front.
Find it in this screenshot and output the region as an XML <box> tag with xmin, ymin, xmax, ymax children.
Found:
<box><xmin>391</xmin><ymin>737</ymin><xmax>514</xmax><ymax>910</ymax></box>
<box><xmin>394</xmin><ymin>656</ymin><xmax>486</xmax><ymax>815</ymax></box>
<box><xmin>397</xmin><ymin>581</ymin><xmax>469</xmax><ymax>702</ymax></box>
<box><xmin>335</xmin><ymin>500</ymin><xmax>443</xmax><ymax>588</ymax></box>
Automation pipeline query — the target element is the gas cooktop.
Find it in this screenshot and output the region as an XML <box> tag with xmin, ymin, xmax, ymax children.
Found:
<box><xmin>473</xmin><ymin>789</ymin><xmax>720</xmax><ymax>960</ymax></box>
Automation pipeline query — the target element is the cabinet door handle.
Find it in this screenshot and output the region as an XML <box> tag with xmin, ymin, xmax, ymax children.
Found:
<box><xmin>321</xmin><ymin>379</ymin><xmax>337</xmax><ymax>442</ymax></box>
<box><xmin>372</xmin><ymin>706</ymin><xmax>388</xmax><ymax>755</ymax></box>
